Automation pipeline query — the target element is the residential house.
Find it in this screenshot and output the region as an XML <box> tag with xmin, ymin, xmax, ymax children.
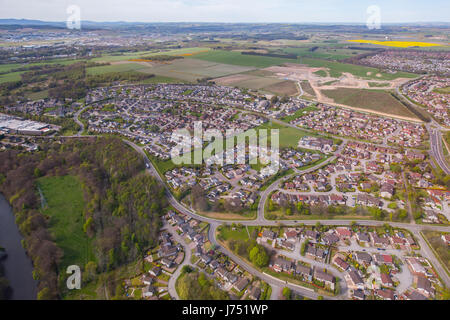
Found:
<box><xmin>295</xmin><ymin>263</ymin><xmax>312</xmax><ymax>281</ymax></box>
<box><xmin>272</xmin><ymin>257</ymin><xmax>293</xmax><ymax>273</ymax></box>
<box><xmin>333</xmin><ymin>256</ymin><xmax>349</xmax><ymax>271</ymax></box>
<box><xmin>354</xmin><ymin>252</ymin><xmax>372</xmax><ymax>265</ymax></box>
<box><xmin>149</xmin><ymin>266</ymin><xmax>161</xmax><ymax>277</ymax></box>
<box><xmin>314</xmin><ymin>269</ymin><xmax>335</xmax><ymax>290</ymax></box>
<box><xmin>262</xmin><ymin>230</ymin><xmax>276</xmax><ymax>242</ymax></box>
<box><xmin>160</xmin><ymin>258</ymin><xmax>174</xmax><ymax>269</ymax></box>
<box><xmin>233</xmin><ymin>277</ymin><xmax>250</xmax><ymax>292</ymax></box>
<box><xmin>375</xmin><ymin>288</ymin><xmax>395</xmax><ymax>300</ymax></box>
<box><xmin>416</xmin><ymin>276</ymin><xmax>434</xmax><ymax>297</ymax></box>
<box><xmin>249</xmin><ymin>286</ymin><xmax>261</xmax><ymax>300</ymax></box>
<box><xmin>345</xmin><ymin>270</ymin><xmax>365</xmax><ymax>290</ymax></box>
<box><xmin>381</xmin><ymin>273</ymin><xmax>394</xmax><ymax>287</ymax></box>
<box><xmin>143</xmin><ymin>285</ymin><xmax>157</xmax><ymax>298</ymax></box>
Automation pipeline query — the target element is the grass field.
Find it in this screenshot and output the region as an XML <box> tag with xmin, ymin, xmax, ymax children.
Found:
<box><xmin>321</xmin><ymin>88</ymin><xmax>420</xmax><ymax>119</ymax></box>
<box><xmin>86</xmin><ymin>62</ymin><xmax>147</xmax><ymax>75</ymax></box>
<box><xmin>218</xmin><ymin>225</ymin><xmax>250</xmax><ymax>241</ymax></box>
<box><xmin>281</xmin><ymin>106</ymin><xmax>319</xmax><ymax>122</ymax></box>
<box><xmin>300</xmin><ymin>57</ymin><xmax>417</xmax><ymax>80</ymax></box>
<box><xmin>282</xmin><ymin>47</ymin><xmax>365</xmax><ymax>60</ymax></box>
<box><xmin>368</xmin><ymin>82</ymin><xmax>391</xmax><ymax>88</ymax></box>
<box><xmin>92</xmin><ymin>47</ymin><xmax>211</xmax><ymax>63</ymax></box>
<box><xmin>254</xmin><ymin>121</ymin><xmax>315</xmax><ymax>149</ymax></box>
<box><xmin>0</xmin><ymin>71</ymin><xmax>23</xmax><ymax>84</ymax></box>
<box><xmin>434</xmin><ymin>87</ymin><xmax>450</xmax><ymax>94</ymax></box>
<box><xmin>37</xmin><ymin>175</ymin><xmax>94</xmax><ymax>268</ymax></box>
<box><xmin>422</xmin><ymin>231</ymin><xmax>450</xmax><ymax>274</ymax></box>
<box><xmin>140</xmin><ymin>58</ymin><xmax>254</xmax><ymax>82</ymax></box>
<box><xmin>190</xmin><ymin>50</ymin><xmax>302</xmax><ymax>68</ymax></box>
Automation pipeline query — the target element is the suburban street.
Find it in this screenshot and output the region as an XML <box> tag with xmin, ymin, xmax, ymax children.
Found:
<box><xmin>122</xmin><ymin>139</ymin><xmax>450</xmax><ymax>294</ymax></box>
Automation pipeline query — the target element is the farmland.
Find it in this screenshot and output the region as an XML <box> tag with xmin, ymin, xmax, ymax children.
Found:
<box><xmin>214</xmin><ymin>73</ymin><xmax>298</xmax><ymax>96</ymax></box>
<box><xmin>321</xmin><ymin>88</ymin><xmax>421</xmax><ymax>120</ymax></box>
<box><xmin>299</xmin><ymin>57</ymin><xmax>417</xmax><ymax>80</ymax></box>
<box><xmin>86</xmin><ymin>62</ymin><xmax>148</xmax><ymax>75</ymax></box>
<box><xmin>190</xmin><ymin>49</ymin><xmax>302</xmax><ymax>68</ymax></box>
<box><xmin>139</xmin><ymin>58</ymin><xmax>255</xmax><ymax>82</ymax></box>
<box><xmin>348</xmin><ymin>39</ymin><xmax>443</xmax><ymax>48</ymax></box>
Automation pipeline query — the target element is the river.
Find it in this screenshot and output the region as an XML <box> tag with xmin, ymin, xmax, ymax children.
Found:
<box><xmin>0</xmin><ymin>194</ymin><xmax>37</xmax><ymax>300</ymax></box>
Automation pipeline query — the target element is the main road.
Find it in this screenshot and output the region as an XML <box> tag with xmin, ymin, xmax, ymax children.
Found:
<box><xmin>428</xmin><ymin>124</ymin><xmax>450</xmax><ymax>175</ymax></box>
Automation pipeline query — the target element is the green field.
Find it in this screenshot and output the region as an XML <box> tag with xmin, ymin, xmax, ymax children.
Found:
<box><xmin>321</xmin><ymin>88</ymin><xmax>420</xmax><ymax>119</ymax></box>
<box><xmin>254</xmin><ymin>121</ymin><xmax>315</xmax><ymax>149</ymax></box>
<box><xmin>86</xmin><ymin>62</ymin><xmax>147</xmax><ymax>75</ymax></box>
<box><xmin>434</xmin><ymin>87</ymin><xmax>450</xmax><ymax>94</ymax></box>
<box><xmin>190</xmin><ymin>50</ymin><xmax>302</xmax><ymax>68</ymax></box>
<box><xmin>300</xmin><ymin>57</ymin><xmax>417</xmax><ymax>80</ymax></box>
<box><xmin>368</xmin><ymin>82</ymin><xmax>391</xmax><ymax>88</ymax></box>
<box><xmin>282</xmin><ymin>46</ymin><xmax>365</xmax><ymax>60</ymax></box>
<box><xmin>0</xmin><ymin>71</ymin><xmax>22</xmax><ymax>84</ymax></box>
<box><xmin>37</xmin><ymin>175</ymin><xmax>94</xmax><ymax>268</ymax></box>
<box><xmin>423</xmin><ymin>231</ymin><xmax>450</xmax><ymax>274</ymax></box>
<box><xmin>140</xmin><ymin>58</ymin><xmax>254</xmax><ymax>82</ymax></box>
<box><xmin>281</xmin><ymin>106</ymin><xmax>319</xmax><ymax>122</ymax></box>
<box><xmin>92</xmin><ymin>47</ymin><xmax>211</xmax><ymax>63</ymax></box>
<box><xmin>218</xmin><ymin>225</ymin><xmax>250</xmax><ymax>241</ymax></box>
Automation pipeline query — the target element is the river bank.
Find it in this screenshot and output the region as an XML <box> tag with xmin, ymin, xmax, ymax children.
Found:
<box><xmin>0</xmin><ymin>194</ymin><xmax>37</xmax><ymax>300</ymax></box>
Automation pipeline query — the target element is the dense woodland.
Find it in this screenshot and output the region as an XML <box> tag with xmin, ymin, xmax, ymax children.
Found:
<box><xmin>0</xmin><ymin>137</ymin><xmax>167</xmax><ymax>299</ymax></box>
<box><xmin>0</xmin><ymin>251</ymin><xmax>11</xmax><ymax>300</ymax></box>
<box><xmin>0</xmin><ymin>61</ymin><xmax>155</xmax><ymax>105</ymax></box>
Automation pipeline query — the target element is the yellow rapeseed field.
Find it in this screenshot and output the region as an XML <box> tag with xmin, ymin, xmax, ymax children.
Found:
<box><xmin>348</xmin><ymin>39</ymin><xmax>443</xmax><ymax>48</ymax></box>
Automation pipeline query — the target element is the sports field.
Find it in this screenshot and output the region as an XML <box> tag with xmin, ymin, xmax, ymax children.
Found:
<box><xmin>321</xmin><ymin>88</ymin><xmax>420</xmax><ymax>120</ymax></box>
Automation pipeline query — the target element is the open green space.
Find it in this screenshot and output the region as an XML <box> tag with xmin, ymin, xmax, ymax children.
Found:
<box><xmin>92</xmin><ymin>47</ymin><xmax>211</xmax><ymax>63</ymax></box>
<box><xmin>300</xmin><ymin>57</ymin><xmax>417</xmax><ymax>80</ymax></box>
<box><xmin>282</xmin><ymin>46</ymin><xmax>364</xmax><ymax>60</ymax></box>
<box><xmin>422</xmin><ymin>231</ymin><xmax>450</xmax><ymax>275</ymax></box>
<box><xmin>139</xmin><ymin>58</ymin><xmax>254</xmax><ymax>82</ymax></box>
<box><xmin>433</xmin><ymin>87</ymin><xmax>450</xmax><ymax>94</ymax></box>
<box><xmin>281</xmin><ymin>106</ymin><xmax>319</xmax><ymax>122</ymax></box>
<box><xmin>37</xmin><ymin>175</ymin><xmax>94</xmax><ymax>268</ymax></box>
<box><xmin>190</xmin><ymin>50</ymin><xmax>302</xmax><ymax>68</ymax></box>
<box><xmin>321</xmin><ymin>88</ymin><xmax>420</xmax><ymax>119</ymax></box>
<box><xmin>86</xmin><ymin>62</ymin><xmax>147</xmax><ymax>75</ymax></box>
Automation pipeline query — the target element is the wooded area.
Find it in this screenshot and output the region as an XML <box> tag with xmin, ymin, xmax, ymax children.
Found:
<box><xmin>0</xmin><ymin>137</ymin><xmax>167</xmax><ymax>299</ymax></box>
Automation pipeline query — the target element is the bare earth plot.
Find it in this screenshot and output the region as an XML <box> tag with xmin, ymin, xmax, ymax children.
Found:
<box><xmin>139</xmin><ymin>58</ymin><xmax>255</xmax><ymax>82</ymax></box>
<box><xmin>214</xmin><ymin>73</ymin><xmax>298</xmax><ymax>96</ymax></box>
<box><xmin>321</xmin><ymin>88</ymin><xmax>421</xmax><ymax>121</ymax></box>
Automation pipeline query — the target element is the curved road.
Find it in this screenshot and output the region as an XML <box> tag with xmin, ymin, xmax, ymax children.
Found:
<box><xmin>124</xmin><ymin>139</ymin><xmax>450</xmax><ymax>293</ymax></box>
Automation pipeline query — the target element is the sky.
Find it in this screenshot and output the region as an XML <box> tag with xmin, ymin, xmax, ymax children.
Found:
<box><xmin>0</xmin><ymin>0</ymin><xmax>449</xmax><ymax>23</ymax></box>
